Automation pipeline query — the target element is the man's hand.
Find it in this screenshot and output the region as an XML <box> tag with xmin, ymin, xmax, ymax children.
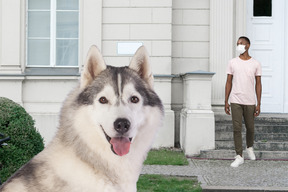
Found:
<box><xmin>254</xmin><ymin>105</ymin><xmax>260</xmax><ymax>117</ymax></box>
<box><xmin>225</xmin><ymin>102</ymin><xmax>231</xmax><ymax>115</ymax></box>
<box><xmin>225</xmin><ymin>75</ymin><xmax>233</xmax><ymax>116</ymax></box>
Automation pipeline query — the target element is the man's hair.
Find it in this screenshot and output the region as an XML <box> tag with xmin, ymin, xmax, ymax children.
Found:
<box><xmin>238</xmin><ymin>36</ymin><xmax>250</xmax><ymax>44</ymax></box>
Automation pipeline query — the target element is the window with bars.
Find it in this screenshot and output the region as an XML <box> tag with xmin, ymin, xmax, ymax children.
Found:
<box><xmin>27</xmin><ymin>0</ymin><xmax>79</xmax><ymax>67</ymax></box>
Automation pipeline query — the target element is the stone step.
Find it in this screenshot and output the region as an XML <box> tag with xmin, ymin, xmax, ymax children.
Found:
<box><xmin>215</xmin><ymin>113</ymin><xmax>288</xmax><ymax>125</ymax></box>
<box><xmin>216</xmin><ymin>141</ymin><xmax>288</xmax><ymax>151</ymax></box>
<box><xmin>198</xmin><ymin>149</ymin><xmax>288</xmax><ymax>160</ymax></box>
<box><xmin>215</xmin><ymin>132</ymin><xmax>288</xmax><ymax>142</ymax></box>
<box><xmin>215</xmin><ymin>124</ymin><xmax>288</xmax><ymax>133</ymax></box>
<box><xmin>201</xmin><ymin>114</ymin><xmax>288</xmax><ymax>161</ymax></box>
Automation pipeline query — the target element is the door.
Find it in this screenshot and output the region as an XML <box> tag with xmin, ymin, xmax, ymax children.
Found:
<box><xmin>246</xmin><ymin>0</ymin><xmax>285</xmax><ymax>113</ymax></box>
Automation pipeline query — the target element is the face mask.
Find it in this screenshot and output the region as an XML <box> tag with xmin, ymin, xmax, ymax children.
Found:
<box><xmin>236</xmin><ymin>44</ymin><xmax>246</xmax><ymax>54</ymax></box>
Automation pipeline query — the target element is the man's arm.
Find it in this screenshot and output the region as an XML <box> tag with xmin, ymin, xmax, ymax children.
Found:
<box><xmin>255</xmin><ymin>76</ymin><xmax>262</xmax><ymax>116</ymax></box>
<box><xmin>225</xmin><ymin>74</ymin><xmax>233</xmax><ymax>115</ymax></box>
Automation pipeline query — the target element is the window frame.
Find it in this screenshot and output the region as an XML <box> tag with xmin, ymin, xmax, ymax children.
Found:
<box><xmin>26</xmin><ymin>0</ymin><xmax>80</xmax><ymax>68</ymax></box>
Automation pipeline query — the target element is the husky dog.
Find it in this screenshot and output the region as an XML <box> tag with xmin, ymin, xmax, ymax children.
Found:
<box><xmin>0</xmin><ymin>46</ymin><xmax>163</xmax><ymax>192</ymax></box>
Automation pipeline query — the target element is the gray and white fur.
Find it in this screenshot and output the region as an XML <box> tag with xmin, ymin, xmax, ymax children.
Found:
<box><xmin>0</xmin><ymin>45</ymin><xmax>163</xmax><ymax>192</ymax></box>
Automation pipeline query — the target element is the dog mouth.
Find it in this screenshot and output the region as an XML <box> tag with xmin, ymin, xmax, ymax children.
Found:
<box><xmin>101</xmin><ymin>127</ymin><xmax>132</xmax><ymax>156</ymax></box>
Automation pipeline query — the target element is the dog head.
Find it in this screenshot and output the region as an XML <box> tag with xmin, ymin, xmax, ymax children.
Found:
<box><xmin>76</xmin><ymin>46</ymin><xmax>163</xmax><ymax>156</ymax></box>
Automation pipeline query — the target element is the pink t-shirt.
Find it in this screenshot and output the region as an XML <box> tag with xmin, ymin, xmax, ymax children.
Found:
<box><xmin>226</xmin><ymin>57</ymin><xmax>262</xmax><ymax>105</ymax></box>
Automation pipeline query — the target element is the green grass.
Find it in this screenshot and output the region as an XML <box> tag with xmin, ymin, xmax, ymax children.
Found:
<box><xmin>137</xmin><ymin>148</ymin><xmax>202</xmax><ymax>192</ymax></box>
<box><xmin>137</xmin><ymin>174</ymin><xmax>202</xmax><ymax>192</ymax></box>
<box><xmin>144</xmin><ymin>148</ymin><xmax>189</xmax><ymax>165</ymax></box>
<box><xmin>140</xmin><ymin>149</ymin><xmax>202</xmax><ymax>191</ymax></box>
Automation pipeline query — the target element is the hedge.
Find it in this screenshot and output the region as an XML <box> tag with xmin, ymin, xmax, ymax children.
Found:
<box><xmin>0</xmin><ymin>97</ymin><xmax>44</xmax><ymax>183</ymax></box>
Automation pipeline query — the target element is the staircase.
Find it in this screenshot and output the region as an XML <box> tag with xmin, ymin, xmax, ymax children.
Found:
<box><xmin>198</xmin><ymin>113</ymin><xmax>288</xmax><ymax>160</ymax></box>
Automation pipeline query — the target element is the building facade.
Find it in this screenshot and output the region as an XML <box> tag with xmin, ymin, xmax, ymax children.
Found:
<box><xmin>0</xmin><ymin>0</ymin><xmax>287</xmax><ymax>154</ymax></box>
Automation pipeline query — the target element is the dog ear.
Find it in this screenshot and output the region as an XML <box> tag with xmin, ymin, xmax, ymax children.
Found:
<box><xmin>81</xmin><ymin>45</ymin><xmax>106</xmax><ymax>89</ymax></box>
<box><xmin>129</xmin><ymin>46</ymin><xmax>154</xmax><ymax>89</ymax></box>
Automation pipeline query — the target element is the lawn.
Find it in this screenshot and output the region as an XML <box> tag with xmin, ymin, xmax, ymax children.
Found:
<box><xmin>137</xmin><ymin>174</ymin><xmax>202</xmax><ymax>192</ymax></box>
<box><xmin>144</xmin><ymin>148</ymin><xmax>189</xmax><ymax>165</ymax></box>
<box><xmin>138</xmin><ymin>148</ymin><xmax>202</xmax><ymax>192</ymax></box>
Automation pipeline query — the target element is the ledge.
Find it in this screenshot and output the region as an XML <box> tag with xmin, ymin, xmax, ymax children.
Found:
<box><xmin>0</xmin><ymin>67</ymin><xmax>80</xmax><ymax>80</ymax></box>
<box><xmin>154</xmin><ymin>74</ymin><xmax>176</xmax><ymax>78</ymax></box>
<box><xmin>181</xmin><ymin>70</ymin><xmax>216</xmax><ymax>76</ymax></box>
<box><xmin>24</xmin><ymin>67</ymin><xmax>80</xmax><ymax>76</ymax></box>
<box><xmin>0</xmin><ymin>70</ymin><xmax>215</xmax><ymax>79</ymax></box>
<box><xmin>2</xmin><ymin>68</ymin><xmax>178</xmax><ymax>77</ymax></box>
<box><xmin>0</xmin><ymin>75</ymin><xmax>25</xmax><ymax>80</ymax></box>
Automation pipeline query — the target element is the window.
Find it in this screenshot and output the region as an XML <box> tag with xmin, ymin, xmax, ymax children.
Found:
<box><xmin>27</xmin><ymin>0</ymin><xmax>79</xmax><ymax>67</ymax></box>
<box><xmin>253</xmin><ymin>0</ymin><xmax>272</xmax><ymax>17</ymax></box>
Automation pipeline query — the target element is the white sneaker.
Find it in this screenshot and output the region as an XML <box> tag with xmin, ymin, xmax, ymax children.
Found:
<box><xmin>230</xmin><ymin>155</ymin><xmax>244</xmax><ymax>167</ymax></box>
<box><xmin>246</xmin><ymin>147</ymin><xmax>256</xmax><ymax>160</ymax></box>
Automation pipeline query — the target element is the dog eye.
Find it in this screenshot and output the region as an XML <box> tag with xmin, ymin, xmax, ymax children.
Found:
<box><xmin>130</xmin><ymin>96</ymin><xmax>139</xmax><ymax>104</ymax></box>
<box><xmin>99</xmin><ymin>97</ymin><xmax>108</xmax><ymax>104</ymax></box>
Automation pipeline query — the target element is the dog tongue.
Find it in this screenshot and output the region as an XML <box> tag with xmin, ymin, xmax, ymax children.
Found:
<box><xmin>110</xmin><ymin>137</ymin><xmax>131</xmax><ymax>156</ymax></box>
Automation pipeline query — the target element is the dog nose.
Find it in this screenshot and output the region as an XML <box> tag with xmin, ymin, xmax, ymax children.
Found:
<box><xmin>114</xmin><ymin>118</ymin><xmax>130</xmax><ymax>134</ymax></box>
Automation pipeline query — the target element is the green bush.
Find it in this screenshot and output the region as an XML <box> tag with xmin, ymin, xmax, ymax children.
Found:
<box><xmin>0</xmin><ymin>97</ymin><xmax>44</xmax><ymax>183</ymax></box>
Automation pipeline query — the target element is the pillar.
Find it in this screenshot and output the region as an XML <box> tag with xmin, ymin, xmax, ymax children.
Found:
<box><xmin>180</xmin><ymin>71</ymin><xmax>215</xmax><ymax>156</ymax></box>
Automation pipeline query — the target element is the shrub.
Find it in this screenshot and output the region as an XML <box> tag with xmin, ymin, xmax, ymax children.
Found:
<box><xmin>0</xmin><ymin>97</ymin><xmax>44</xmax><ymax>183</ymax></box>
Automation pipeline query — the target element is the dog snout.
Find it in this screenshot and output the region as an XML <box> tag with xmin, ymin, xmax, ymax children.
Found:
<box><xmin>114</xmin><ymin>118</ymin><xmax>130</xmax><ymax>134</ymax></box>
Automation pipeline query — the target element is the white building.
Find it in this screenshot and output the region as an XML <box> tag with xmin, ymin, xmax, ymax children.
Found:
<box><xmin>0</xmin><ymin>0</ymin><xmax>287</xmax><ymax>155</ymax></box>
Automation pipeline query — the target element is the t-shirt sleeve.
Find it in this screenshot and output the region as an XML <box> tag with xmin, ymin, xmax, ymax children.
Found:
<box><xmin>226</xmin><ymin>60</ymin><xmax>233</xmax><ymax>75</ymax></box>
<box><xmin>255</xmin><ymin>61</ymin><xmax>262</xmax><ymax>76</ymax></box>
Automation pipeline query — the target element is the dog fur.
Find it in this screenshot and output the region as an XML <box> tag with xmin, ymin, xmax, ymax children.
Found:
<box><xmin>0</xmin><ymin>46</ymin><xmax>163</xmax><ymax>192</ymax></box>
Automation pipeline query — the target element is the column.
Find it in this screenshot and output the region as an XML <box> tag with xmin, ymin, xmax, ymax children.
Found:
<box><xmin>153</xmin><ymin>75</ymin><xmax>175</xmax><ymax>148</ymax></box>
<box><xmin>235</xmin><ymin>0</ymin><xmax>247</xmax><ymax>41</ymax></box>
<box><xmin>210</xmin><ymin>0</ymin><xmax>235</xmax><ymax>106</ymax></box>
<box><xmin>80</xmin><ymin>0</ymin><xmax>102</xmax><ymax>72</ymax></box>
<box><xmin>180</xmin><ymin>71</ymin><xmax>215</xmax><ymax>156</ymax></box>
<box><xmin>0</xmin><ymin>0</ymin><xmax>22</xmax><ymax>74</ymax></box>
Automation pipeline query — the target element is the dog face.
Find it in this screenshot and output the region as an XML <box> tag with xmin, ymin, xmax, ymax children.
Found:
<box><xmin>76</xmin><ymin>46</ymin><xmax>162</xmax><ymax>156</ymax></box>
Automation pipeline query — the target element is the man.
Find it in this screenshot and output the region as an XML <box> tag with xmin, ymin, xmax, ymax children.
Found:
<box><xmin>225</xmin><ymin>36</ymin><xmax>262</xmax><ymax>168</ymax></box>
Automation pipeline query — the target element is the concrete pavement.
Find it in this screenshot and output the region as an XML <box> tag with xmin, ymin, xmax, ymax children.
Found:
<box><xmin>141</xmin><ymin>158</ymin><xmax>288</xmax><ymax>192</ymax></box>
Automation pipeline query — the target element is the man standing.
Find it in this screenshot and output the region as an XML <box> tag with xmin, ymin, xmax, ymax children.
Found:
<box><xmin>225</xmin><ymin>36</ymin><xmax>262</xmax><ymax>168</ymax></box>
